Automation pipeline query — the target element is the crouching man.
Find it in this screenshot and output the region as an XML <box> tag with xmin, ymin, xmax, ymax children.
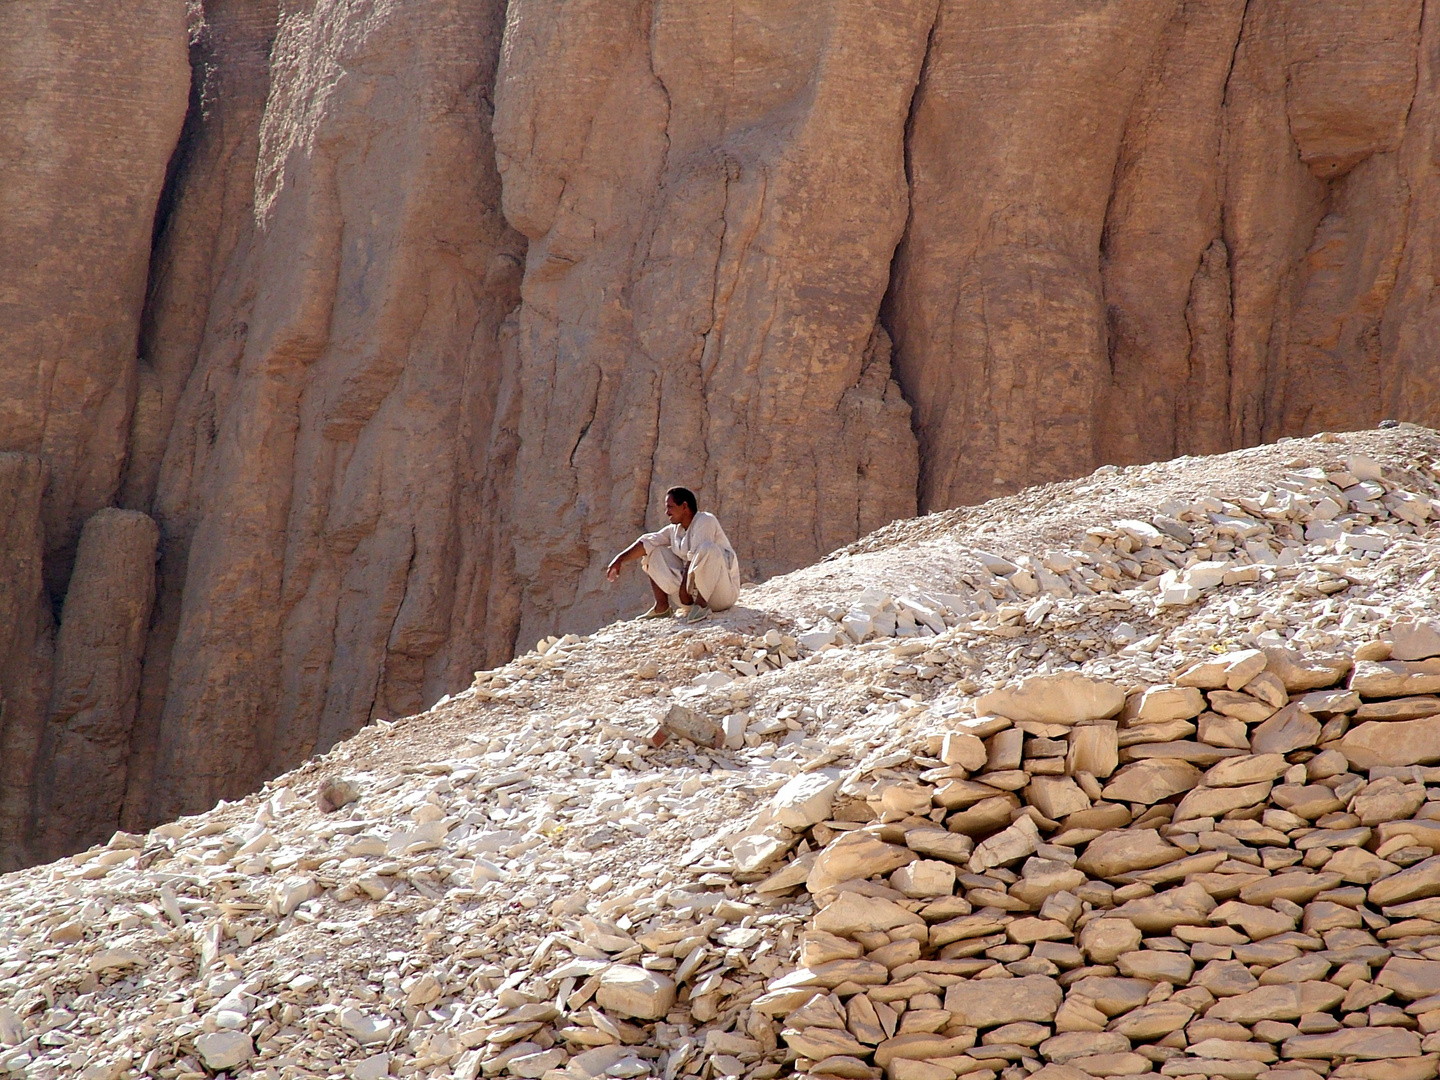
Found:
<box><xmin>606</xmin><ymin>486</ymin><xmax>740</xmax><ymax>623</ymax></box>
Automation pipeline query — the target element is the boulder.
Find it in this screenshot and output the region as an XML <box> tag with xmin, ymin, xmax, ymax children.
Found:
<box><xmin>1076</xmin><ymin>829</ymin><xmax>1182</xmax><ymax>877</ymax></box>
<box><xmin>195</xmin><ymin>1031</ymin><xmax>254</xmax><ymax>1071</ymax></box>
<box><xmin>1393</xmin><ymin>620</ymin><xmax>1440</xmax><ymax>662</ymax></box>
<box><xmin>808</xmin><ymin>832</ymin><xmax>917</xmax><ymax>892</ymax></box>
<box><xmin>1249</xmin><ymin>704</ymin><xmax>1322</xmax><ymax>756</ymax></box>
<box><xmin>772</xmin><ymin>771</ymin><xmax>844</xmax><ymax>829</ymax></box>
<box><xmin>1136</xmin><ymin>686</ymin><xmax>1206</xmax><ymax>722</ymax></box>
<box><xmin>976</xmin><ymin>673</ymin><xmax>1125</xmax><ymax>725</ymax></box>
<box><xmin>1350</xmin><ymin>659</ymin><xmax>1440</xmax><ymax>698</ymax></box>
<box><xmin>1102</xmin><ymin>759</ymin><xmax>1201</xmax><ymax>804</ymax></box>
<box><xmin>944</xmin><ymin>975</ymin><xmax>1063</xmax><ymax>1028</ymax></box>
<box><xmin>596</xmin><ymin>966</ymin><xmax>676</xmax><ymax>1020</ymax></box>
<box><xmin>1339</xmin><ymin>715</ymin><xmax>1440</xmax><ymax>768</ymax></box>
<box><xmin>1206</xmin><ymin>982</ymin><xmax>1344</xmax><ymax>1023</ymax></box>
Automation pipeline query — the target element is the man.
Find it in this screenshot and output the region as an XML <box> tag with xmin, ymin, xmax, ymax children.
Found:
<box><xmin>606</xmin><ymin>487</ymin><xmax>740</xmax><ymax>622</ymax></box>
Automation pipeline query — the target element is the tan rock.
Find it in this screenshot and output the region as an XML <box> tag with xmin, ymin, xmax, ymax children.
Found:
<box><xmin>1107</xmin><ymin>1000</ymin><xmax>1195</xmax><ymax>1039</ymax></box>
<box><xmin>1339</xmin><ymin>715</ymin><xmax>1440</xmax><ymax>769</ymax></box>
<box><xmin>1210</xmin><ymin>900</ymin><xmax>1295</xmax><ymax>939</ymax></box>
<box><xmin>1199</xmin><ymin>712</ymin><xmax>1251</xmax><ymax>750</ymax></box>
<box><xmin>1202</xmin><ymin>754</ymin><xmax>1288</xmax><ymax>787</ymax></box>
<box><xmin>1224</xmin><ymin>650</ymin><xmax>1269</xmax><ymax>690</ymax></box>
<box><xmin>1039</xmin><ymin>1031</ymin><xmax>1132</xmax><ymax>1064</ymax></box>
<box><xmin>1248</xmin><ymin>704</ymin><xmax>1322</xmax><ymax>756</ymax></box>
<box><xmin>1393</xmin><ymin>620</ymin><xmax>1440</xmax><ymax>662</ymax></box>
<box><xmin>872</xmin><ymin>1033</ymin><xmax>977</xmax><ymax>1070</ymax></box>
<box><xmin>945</xmin><ymin>795</ymin><xmax>1022</xmax><ymax>837</ymax></box>
<box><xmin>1205</xmin><ymin>982</ymin><xmax>1344</xmax><ymax>1024</ymax></box>
<box><xmin>930</xmin><ymin>913</ymin><xmax>1007</xmax><ymax>948</ymax></box>
<box><xmin>1177</xmin><ymin>658</ymin><xmax>1236</xmax><ymax>690</ymax></box>
<box><xmin>1206</xmin><ymin>690</ymin><xmax>1276</xmax><ymax>724</ymax></box>
<box><xmin>1067</xmin><ymin>723</ymin><xmax>1119</xmax><ymax>778</ymax></box>
<box><xmin>1371</xmin><ymin>855</ymin><xmax>1440</xmax><ymax>906</ymax></box>
<box><xmin>1076</xmin><ymin>828</ymin><xmax>1183</xmax><ymax>878</ymax></box>
<box><xmin>976</xmin><ymin>673</ymin><xmax>1125</xmax><ymax>725</ymax></box>
<box><xmin>1269</xmin><ymin>784</ymin><xmax>1344</xmax><ymax>820</ymax></box>
<box><xmin>1114</xmin><ymin>881</ymin><xmax>1216</xmax><ymax>932</ymax></box>
<box><xmin>773</xmin><ymin>771</ymin><xmax>845</xmax><ymax>829</ymax></box>
<box><xmin>1237</xmin><ymin>871</ymin><xmax>1342</xmax><ymax>906</ymax></box>
<box><xmin>1350</xmin><ymin>659</ymin><xmax>1440</xmax><ymax>698</ymax></box>
<box><xmin>941</xmin><ymin>732</ymin><xmax>989</xmax><ymax>771</ymax></box>
<box><xmin>1025</xmin><ymin>776</ymin><xmax>1092</xmax><ymax>821</ymax></box>
<box><xmin>1262</xmin><ymin>648</ymin><xmax>1352</xmax><ymax>692</ymax></box>
<box><xmin>1137</xmin><ymin>686</ymin><xmax>1206</xmax><ymax>722</ymax></box>
<box><xmin>1078</xmin><ymin>917</ymin><xmax>1144</xmax><ymax>964</ymax></box>
<box><xmin>1377</xmin><ymin>819</ymin><xmax>1440</xmax><ymax>852</ymax></box>
<box><xmin>814</xmin><ymin>892</ymin><xmax>927</xmax><ymax>937</ymax></box>
<box><xmin>969</xmin><ymin>815</ymin><xmax>1041</xmax><ymax>872</ymax></box>
<box><xmin>1117</xmin><ymin>949</ymin><xmax>1194</xmax><ymax>984</ymax></box>
<box><xmin>1355</xmin><ymin>696</ymin><xmax>1440</xmax><ymax>721</ymax></box>
<box><xmin>783</xmin><ymin>1026</ymin><xmax>871</xmax><ymax>1061</ymax></box>
<box><xmin>904</xmin><ymin>828</ymin><xmax>974</xmax><ymax>865</ymax></box>
<box><xmin>596</xmin><ymin>966</ymin><xmax>676</xmax><ymax>1020</ymax></box>
<box><xmin>1065</xmin><ymin>976</ymin><xmax>1151</xmax><ymax>1017</ymax></box>
<box><xmin>1376</xmin><ymin>958</ymin><xmax>1440</xmax><ymax>1001</ymax></box>
<box><xmin>1281</xmin><ymin>1028</ymin><xmax>1422</xmax><ymax>1060</ymax></box>
<box><xmin>1174</xmin><ymin>781</ymin><xmax>1273</xmax><ymax>822</ymax></box>
<box><xmin>1353</xmin><ymin>778</ymin><xmax>1426</xmax><ymax>826</ymax></box>
<box><xmin>1102</xmin><ymin>759</ymin><xmax>1201</xmax><ymax>804</ymax></box>
<box><xmin>1324</xmin><ymin>846</ymin><xmax>1399</xmax><ymax>884</ymax></box>
<box><xmin>1242</xmin><ymin>671</ymin><xmax>1289</xmax><ymax>709</ymax></box>
<box><xmin>809</xmin><ymin>832</ymin><xmax>918</xmax><ymax>892</ymax></box>
<box><xmin>801</xmin><ymin>931</ymin><xmax>865</xmax><ymax>966</ymax></box>
<box><xmin>944</xmin><ymin>974</ymin><xmax>1062</xmax><ymax>1028</ymax></box>
<box><xmin>891</xmin><ymin>861</ymin><xmax>956</xmax><ymax>899</ymax></box>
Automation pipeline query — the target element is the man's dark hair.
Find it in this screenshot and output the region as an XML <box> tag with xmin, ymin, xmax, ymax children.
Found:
<box><xmin>666</xmin><ymin>486</ymin><xmax>698</xmax><ymax>514</ymax></box>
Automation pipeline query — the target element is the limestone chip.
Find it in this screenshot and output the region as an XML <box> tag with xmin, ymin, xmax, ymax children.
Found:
<box><xmin>596</xmin><ymin>966</ymin><xmax>676</xmax><ymax>1021</ymax></box>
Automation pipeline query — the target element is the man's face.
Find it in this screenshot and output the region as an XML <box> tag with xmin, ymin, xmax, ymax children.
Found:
<box><xmin>664</xmin><ymin>494</ymin><xmax>683</xmax><ymax>523</ymax></box>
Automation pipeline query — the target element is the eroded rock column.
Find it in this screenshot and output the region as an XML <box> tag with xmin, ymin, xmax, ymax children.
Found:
<box><xmin>886</xmin><ymin>0</ymin><xmax>1177</xmax><ymax>511</ymax></box>
<box><xmin>0</xmin><ymin>455</ymin><xmax>54</xmax><ymax>872</ymax></box>
<box><xmin>137</xmin><ymin>0</ymin><xmax>525</xmax><ymax>825</ymax></box>
<box><xmin>33</xmin><ymin>509</ymin><xmax>159</xmax><ymax>863</ymax></box>
<box><xmin>493</xmin><ymin>0</ymin><xmax>930</xmax><ymax>645</ymax></box>
<box><xmin>0</xmin><ymin>0</ymin><xmax>189</xmax><ymax>585</ymax></box>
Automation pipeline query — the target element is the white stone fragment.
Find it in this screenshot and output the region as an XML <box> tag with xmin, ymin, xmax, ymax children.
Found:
<box><xmin>771</xmin><ymin>770</ymin><xmax>843</xmax><ymax>829</ymax></box>
<box><xmin>195</xmin><ymin>1031</ymin><xmax>254</xmax><ymax>1071</ymax></box>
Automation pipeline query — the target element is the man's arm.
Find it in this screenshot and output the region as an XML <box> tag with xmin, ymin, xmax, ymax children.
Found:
<box><xmin>606</xmin><ymin>539</ymin><xmax>646</xmax><ymax>582</ymax></box>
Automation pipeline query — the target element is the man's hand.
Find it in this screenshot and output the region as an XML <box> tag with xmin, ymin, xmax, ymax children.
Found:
<box><xmin>607</xmin><ymin>539</ymin><xmax>645</xmax><ymax>583</ymax></box>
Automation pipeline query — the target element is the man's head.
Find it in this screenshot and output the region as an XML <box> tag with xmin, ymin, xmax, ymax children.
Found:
<box><xmin>664</xmin><ymin>486</ymin><xmax>697</xmax><ymax>526</ymax></box>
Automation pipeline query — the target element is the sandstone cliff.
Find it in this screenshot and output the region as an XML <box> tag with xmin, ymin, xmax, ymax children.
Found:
<box><xmin>5</xmin><ymin>0</ymin><xmax>1440</xmax><ymax>866</ymax></box>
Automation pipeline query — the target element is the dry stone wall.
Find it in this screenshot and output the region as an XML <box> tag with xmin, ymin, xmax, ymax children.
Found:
<box><xmin>3</xmin><ymin>431</ymin><xmax>1440</xmax><ymax>1080</ymax></box>
<box><xmin>10</xmin><ymin>0</ymin><xmax>1440</xmax><ymax>869</ymax></box>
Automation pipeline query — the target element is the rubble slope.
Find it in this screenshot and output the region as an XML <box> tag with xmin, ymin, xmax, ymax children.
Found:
<box><xmin>4</xmin><ymin>426</ymin><xmax>1440</xmax><ymax>1080</ymax></box>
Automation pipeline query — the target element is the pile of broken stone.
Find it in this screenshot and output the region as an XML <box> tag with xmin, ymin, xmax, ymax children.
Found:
<box><xmin>729</xmin><ymin>626</ymin><xmax>1440</xmax><ymax>1080</ymax></box>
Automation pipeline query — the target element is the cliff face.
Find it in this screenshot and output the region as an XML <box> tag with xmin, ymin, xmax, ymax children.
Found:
<box><xmin>4</xmin><ymin>0</ymin><xmax>1440</xmax><ymax>866</ymax></box>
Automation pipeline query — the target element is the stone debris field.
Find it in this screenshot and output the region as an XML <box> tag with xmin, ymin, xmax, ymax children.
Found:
<box><xmin>6</xmin><ymin>426</ymin><xmax>1440</xmax><ymax>1080</ymax></box>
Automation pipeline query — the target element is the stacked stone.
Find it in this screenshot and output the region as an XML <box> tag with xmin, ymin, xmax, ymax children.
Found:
<box><xmin>747</xmin><ymin>629</ymin><xmax>1440</xmax><ymax>1080</ymax></box>
<box><xmin>805</xmin><ymin>453</ymin><xmax>1439</xmax><ymax>653</ymax></box>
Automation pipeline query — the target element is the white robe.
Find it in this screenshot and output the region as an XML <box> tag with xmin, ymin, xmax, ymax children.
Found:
<box><xmin>639</xmin><ymin>511</ymin><xmax>741</xmax><ymax>610</ymax></box>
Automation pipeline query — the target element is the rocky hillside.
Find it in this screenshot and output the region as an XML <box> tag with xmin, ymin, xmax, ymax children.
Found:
<box><xmin>4</xmin><ymin>427</ymin><xmax>1440</xmax><ymax>1080</ymax></box>
<box><xmin>6</xmin><ymin>0</ymin><xmax>1440</xmax><ymax>866</ymax></box>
